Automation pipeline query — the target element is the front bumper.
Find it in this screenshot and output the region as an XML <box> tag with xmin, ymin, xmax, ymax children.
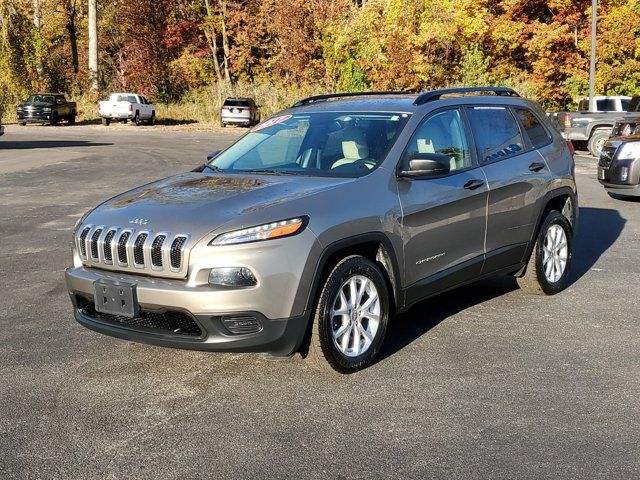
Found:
<box><xmin>65</xmin><ymin>264</ymin><xmax>311</xmax><ymax>355</ymax></box>
<box><xmin>598</xmin><ymin>181</ymin><xmax>640</xmax><ymax>197</ymax></box>
<box><xmin>17</xmin><ymin>112</ymin><xmax>53</xmax><ymax>123</ymax></box>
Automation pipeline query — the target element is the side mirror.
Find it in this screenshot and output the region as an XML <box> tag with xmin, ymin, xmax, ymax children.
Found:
<box><xmin>206</xmin><ymin>150</ymin><xmax>221</xmax><ymax>162</ymax></box>
<box><xmin>401</xmin><ymin>153</ymin><xmax>451</xmax><ymax>177</ymax></box>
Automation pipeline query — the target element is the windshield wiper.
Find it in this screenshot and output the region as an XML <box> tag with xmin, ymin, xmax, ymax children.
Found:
<box><xmin>237</xmin><ymin>169</ymin><xmax>302</xmax><ymax>175</ymax></box>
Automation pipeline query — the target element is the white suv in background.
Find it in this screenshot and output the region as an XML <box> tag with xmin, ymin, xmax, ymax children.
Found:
<box><xmin>99</xmin><ymin>93</ymin><xmax>156</xmax><ymax>126</ymax></box>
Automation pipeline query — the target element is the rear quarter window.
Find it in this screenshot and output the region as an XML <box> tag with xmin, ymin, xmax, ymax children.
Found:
<box><xmin>514</xmin><ymin>108</ymin><xmax>552</xmax><ymax>149</ymax></box>
<box><xmin>467</xmin><ymin>106</ymin><xmax>525</xmax><ymax>163</ymax></box>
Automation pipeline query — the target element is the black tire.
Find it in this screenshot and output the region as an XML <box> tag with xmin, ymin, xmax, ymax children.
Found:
<box><xmin>517</xmin><ymin>210</ymin><xmax>572</xmax><ymax>295</ymax></box>
<box><xmin>50</xmin><ymin>112</ymin><xmax>58</xmax><ymax>126</ymax></box>
<box><xmin>68</xmin><ymin>113</ymin><xmax>76</xmax><ymax>125</ymax></box>
<box><xmin>220</xmin><ymin>120</ymin><xmax>226</xmax><ymax>128</ymax></box>
<box><xmin>19</xmin><ymin>122</ymin><xmax>26</xmax><ymax>126</ymax></box>
<box><xmin>306</xmin><ymin>255</ymin><xmax>390</xmax><ymax>373</ymax></box>
<box><xmin>588</xmin><ymin>128</ymin><xmax>610</xmax><ymax>158</ymax></box>
<box><xmin>134</xmin><ymin>111</ymin><xmax>141</xmax><ymax>126</ymax></box>
<box><xmin>101</xmin><ymin>117</ymin><xmax>110</xmax><ymax>126</ymax></box>
<box><xmin>148</xmin><ymin>111</ymin><xmax>156</xmax><ymax>125</ymax></box>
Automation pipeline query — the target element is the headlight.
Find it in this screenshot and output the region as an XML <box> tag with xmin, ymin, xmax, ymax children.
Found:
<box><xmin>209</xmin><ymin>217</ymin><xmax>307</xmax><ymax>246</ymax></box>
<box><xmin>617</xmin><ymin>142</ymin><xmax>640</xmax><ymax>160</ymax></box>
<box><xmin>43</xmin><ymin>107</ymin><xmax>52</xmax><ymax>112</ymax></box>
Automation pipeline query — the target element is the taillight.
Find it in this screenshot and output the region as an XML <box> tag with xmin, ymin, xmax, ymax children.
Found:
<box><xmin>129</xmin><ymin>104</ymin><xmax>133</xmax><ymax>112</ymax></box>
<box><xmin>566</xmin><ymin>140</ymin><xmax>575</xmax><ymax>156</ymax></box>
<box><xmin>563</xmin><ymin>114</ymin><xmax>572</xmax><ymax>128</ymax></box>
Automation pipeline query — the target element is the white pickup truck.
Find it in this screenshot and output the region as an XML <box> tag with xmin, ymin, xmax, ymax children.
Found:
<box><xmin>98</xmin><ymin>93</ymin><xmax>156</xmax><ymax>126</ymax></box>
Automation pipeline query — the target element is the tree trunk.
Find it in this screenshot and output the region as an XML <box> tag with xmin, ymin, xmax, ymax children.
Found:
<box><xmin>88</xmin><ymin>0</ymin><xmax>98</xmax><ymax>91</ymax></box>
<box><xmin>66</xmin><ymin>0</ymin><xmax>79</xmax><ymax>74</ymax></box>
<box><xmin>221</xmin><ymin>0</ymin><xmax>231</xmax><ymax>86</ymax></box>
<box><xmin>203</xmin><ymin>0</ymin><xmax>222</xmax><ymax>84</ymax></box>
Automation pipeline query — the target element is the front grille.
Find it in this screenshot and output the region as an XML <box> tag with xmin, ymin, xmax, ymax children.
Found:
<box><xmin>103</xmin><ymin>230</ymin><xmax>116</xmax><ymax>262</ymax></box>
<box><xmin>79</xmin><ymin>227</ymin><xmax>90</xmax><ymax>257</ymax></box>
<box><xmin>76</xmin><ymin>224</ymin><xmax>190</xmax><ymax>278</ymax></box>
<box><xmin>598</xmin><ymin>145</ymin><xmax>617</xmax><ymax>168</ymax></box>
<box><xmin>151</xmin><ymin>235</ymin><xmax>166</xmax><ymax>267</ymax></box>
<box><xmin>76</xmin><ymin>296</ymin><xmax>202</xmax><ymax>337</ymax></box>
<box><xmin>170</xmin><ymin>236</ymin><xmax>187</xmax><ymax>269</ymax></box>
<box><xmin>118</xmin><ymin>231</ymin><xmax>130</xmax><ymax>264</ymax></box>
<box><xmin>133</xmin><ymin>233</ymin><xmax>148</xmax><ymax>265</ymax></box>
<box><xmin>90</xmin><ymin>228</ymin><xmax>103</xmax><ymax>259</ymax></box>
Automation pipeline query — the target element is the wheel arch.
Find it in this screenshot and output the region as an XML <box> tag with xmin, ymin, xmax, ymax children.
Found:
<box><xmin>516</xmin><ymin>187</ymin><xmax>577</xmax><ymax>277</ymax></box>
<box><xmin>299</xmin><ymin>233</ymin><xmax>403</xmax><ymax>317</ymax></box>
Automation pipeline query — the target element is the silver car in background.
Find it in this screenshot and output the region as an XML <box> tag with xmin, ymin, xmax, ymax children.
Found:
<box><xmin>220</xmin><ymin>97</ymin><xmax>259</xmax><ymax>127</ymax></box>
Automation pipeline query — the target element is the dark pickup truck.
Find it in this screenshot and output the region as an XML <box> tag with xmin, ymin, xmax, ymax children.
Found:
<box><xmin>549</xmin><ymin>95</ymin><xmax>639</xmax><ymax>157</ymax></box>
<box><xmin>17</xmin><ymin>93</ymin><xmax>77</xmax><ymax>126</ymax></box>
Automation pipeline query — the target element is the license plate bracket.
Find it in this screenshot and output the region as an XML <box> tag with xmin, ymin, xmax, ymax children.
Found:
<box><xmin>93</xmin><ymin>280</ymin><xmax>139</xmax><ymax>318</ymax></box>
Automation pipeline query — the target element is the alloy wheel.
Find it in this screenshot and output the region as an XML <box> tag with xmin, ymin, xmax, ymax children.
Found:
<box><xmin>330</xmin><ymin>274</ymin><xmax>380</xmax><ymax>357</ymax></box>
<box><xmin>542</xmin><ymin>224</ymin><xmax>568</xmax><ymax>283</ymax></box>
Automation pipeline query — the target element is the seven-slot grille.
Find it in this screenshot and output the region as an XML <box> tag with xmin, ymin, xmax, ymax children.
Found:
<box><xmin>75</xmin><ymin>225</ymin><xmax>190</xmax><ymax>278</ymax></box>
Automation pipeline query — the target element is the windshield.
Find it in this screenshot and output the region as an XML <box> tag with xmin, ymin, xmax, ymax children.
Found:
<box><xmin>208</xmin><ymin>112</ymin><xmax>410</xmax><ymax>177</ymax></box>
<box><xmin>27</xmin><ymin>95</ymin><xmax>55</xmax><ymax>104</ymax></box>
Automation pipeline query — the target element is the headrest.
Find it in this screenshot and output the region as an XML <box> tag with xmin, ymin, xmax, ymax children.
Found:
<box><xmin>341</xmin><ymin>128</ymin><xmax>369</xmax><ymax>160</ymax></box>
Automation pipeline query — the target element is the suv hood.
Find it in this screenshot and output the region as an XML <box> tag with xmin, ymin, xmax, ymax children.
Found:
<box><xmin>83</xmin><ymin>172</ymin><xmax>352</xmax><ymax>239</ymax></box>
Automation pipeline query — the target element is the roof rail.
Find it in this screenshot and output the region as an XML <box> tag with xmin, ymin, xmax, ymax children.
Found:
<box><xmin>413</xmin><ymin>87</ymin><xmax>519</xmax><ymax>106</ymax></box>
<box><xmin>291</xmin><ymin>91</ymin><xmax>409</xmax><ymax>108</ymax></box>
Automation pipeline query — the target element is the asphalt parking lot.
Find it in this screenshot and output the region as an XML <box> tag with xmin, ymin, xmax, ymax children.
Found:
<box><xmin>1</xmin><ymin>124</ymin><xmax>639</xmax><ymax>479</ymax></box>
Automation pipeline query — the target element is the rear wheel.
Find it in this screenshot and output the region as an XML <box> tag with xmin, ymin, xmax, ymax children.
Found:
<box><xmin>68</xmin><ymin>113</ymin><xmax>76</xmax><ymax>125</ymax></box>
<box><xmin>101</xmin><ymin>117</ymin><xmax>110</xmax><ymax>126</ymax></box>
<box><xmin>133</xmin><ymin>111</ymin><xmax>141</xmax><ymax>126</ymax></box>
<box><xmin>148</xmin><ymin>111</ymin><xmax>156</xmax><ymax>125</ymax></box>
<box><xmin>220</xmin><ymin>120</ymin><xmax>226</xmax><ymax>128</ymax></box>
<box><xmin>307</xmin><ymin>255</ymin><xmax>389</xmax><ymax>373</ymax></box>
<box><xmin>517</xmin><ymin>210</ymin><xmax>572</xmax><ymax>295</ymax></box>
<box><xmin>588</xmin><ymin>128</ymin><xmax>610</xmax><ymax>158</ymax></box>
<box><xmin>19</xmin><ymin>122</ymin><xmax>26</xmax><ymax>126</ymax></box>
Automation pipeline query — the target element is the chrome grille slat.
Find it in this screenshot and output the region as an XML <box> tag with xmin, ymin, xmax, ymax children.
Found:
<box><xmin>76</xmin><ymin>224</ymin><xmax>190</xmax><ymax>278</ymax></box>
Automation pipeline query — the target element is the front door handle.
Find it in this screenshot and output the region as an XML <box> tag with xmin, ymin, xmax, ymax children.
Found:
<box><xmin>529</xmin><ymin>162</ymin><xmax>546</xmax><ymax>172</ymax></box>
<box><xmin>463</xmin><ymin>179</ymin><xmax>484</xmax><ymax>190</ymax></box>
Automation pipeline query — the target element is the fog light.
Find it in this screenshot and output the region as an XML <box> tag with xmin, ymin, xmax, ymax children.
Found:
<box><xmin>620</xmin><ymin>167</ymin><xmax>629</xmax><ymax>182</ymax></box>
<box><xmin>221</xmin><ymin>316</ymin><xmax>262</xmax><ymax>334</ymax></box>
<box><xmin>208</xmin><ymin>267</ymin><xmax>257</xmax><ymax>287</ymax></box>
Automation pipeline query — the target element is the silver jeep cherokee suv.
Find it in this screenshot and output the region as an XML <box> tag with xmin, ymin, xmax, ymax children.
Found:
<box><xmin>66</xmin><ymin>87</ymin><xmax>578</xmax><ymax>372</ymax></box>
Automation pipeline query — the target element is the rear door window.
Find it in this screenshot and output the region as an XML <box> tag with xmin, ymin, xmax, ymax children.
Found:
<box><xmin>514</xmin><ymin>108</ymin><xmax>551</xmax><ymax>149</ymax></box>
<box><xmin>596</xmin><ymin>99</ymin><xmax>616</xmax><ymax>111</ymax></box>
<box><xmin>467</xmin><ymin>106</ymin><xmax>525</xmax><ymax>163</ymax></box>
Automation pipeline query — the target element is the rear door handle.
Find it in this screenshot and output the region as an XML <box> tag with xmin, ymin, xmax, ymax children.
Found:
<box><xmin>463</xmin><ymin>179</ymin><xmax>484</xmax><ymax>190</ymax></box>
<box><xmin>529</xmin><ymin>162</ymin><xmax>546</xmax><ymax>172</ymax></box>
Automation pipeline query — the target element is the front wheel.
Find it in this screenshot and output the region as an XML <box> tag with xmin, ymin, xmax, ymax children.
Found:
<box><xmin>50</xmin><ymin>112</ymin><xmax>58</xmax><ymax>126</ymax></box>
<box><xmin>101</xmin><ymin>117</ymin><xmax>110</xmax><ymax>126</ymax></box>
<box><xmin>306</xmin><ymin>255</ymin><xmax>389</xmax><ymax>373</ymax></box>
<box><xmin>68</xmin><ymin>114</ymin><xmax>76</xmax><ymax>125</ymax></box>
<box><xmin>517</xmin><ymin>210</ymin><xmax>572</xmax><ymax>295</ymax></box>
<box><xmin>148</xmin><ymin>111</ymin><xmax>156</xmax><ymax>125</ymax></box>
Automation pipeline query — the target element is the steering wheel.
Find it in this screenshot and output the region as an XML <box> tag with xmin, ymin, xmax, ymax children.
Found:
<box><xmin>353</xmin><ymin>159</ymin><xmax>377</xmax><ymax>170</ymax></box>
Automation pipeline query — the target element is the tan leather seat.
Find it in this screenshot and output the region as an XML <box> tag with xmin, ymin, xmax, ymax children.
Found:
<box><xmin>331</xmin><ymin>128</ymin><xmax>373</xmax><ymax>169</ymax></box>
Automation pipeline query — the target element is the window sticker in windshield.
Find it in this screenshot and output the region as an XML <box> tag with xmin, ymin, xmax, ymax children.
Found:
<box><xmin>252</xmin><ymin>114</ymin><xmax>293</xmax><ymax>132</ymax></box>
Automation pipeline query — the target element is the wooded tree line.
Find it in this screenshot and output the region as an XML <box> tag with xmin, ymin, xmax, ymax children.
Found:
<box><xmin>0</xmin><ymin>0</ymin><xmax>638</xmax><ymax>111</ymax></box>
